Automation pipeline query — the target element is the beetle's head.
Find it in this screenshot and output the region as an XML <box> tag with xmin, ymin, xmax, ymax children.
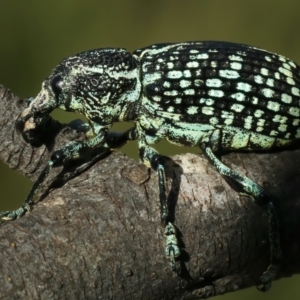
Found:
<box><xmin>17</xmin><ymin>48</ymin><xmax>139</xmax><ymax>139</ymax></box>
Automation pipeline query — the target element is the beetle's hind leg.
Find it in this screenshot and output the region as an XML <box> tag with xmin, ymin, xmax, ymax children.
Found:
<box><xmin>200</xmin><ymin>142</ymin><xmax>282</xmax><ymax>292</ymax></box>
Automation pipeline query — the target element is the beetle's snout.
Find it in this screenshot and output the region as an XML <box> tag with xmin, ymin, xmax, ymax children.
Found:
<box><xmin>15</xmin><ymin>107</ymin><xmax>45</xmax><ymax>145</ymax></box>
<box><xmin>15</xmin><ymin>88</ymin><xmax>56</xmax><ymax>145</ymax></box>
<box><xmin>16</xmin><ymin>98</ymin><xmax>44</xmax><ymax>137</ymax></box>
<box><xmin>16</xmin><ymin>88</ymin><xmax>54</xmax><ymax>132</ymax></box>
<box><xmin>15</xmin><ymin>111</ymin><xmax>37</xmax><ymax>134</ymax></box>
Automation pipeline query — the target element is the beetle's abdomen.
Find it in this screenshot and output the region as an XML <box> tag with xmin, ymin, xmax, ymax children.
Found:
<box><xmin>137</xmin><ymin>42</ymin><xmax>300</xmax><ymax>142</ymax></box>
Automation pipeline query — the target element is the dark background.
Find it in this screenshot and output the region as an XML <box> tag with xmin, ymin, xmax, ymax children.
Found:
<box><xmin>0</xmin><ymin>1</ymin><xmax>299</xmax><ymax>299</ymax></box>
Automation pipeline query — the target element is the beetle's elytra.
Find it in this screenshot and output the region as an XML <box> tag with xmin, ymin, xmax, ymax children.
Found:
<box><xmin>3</xmin><ymin>41</ymin><xmax>299</xmax><ymax>291</ymax></box>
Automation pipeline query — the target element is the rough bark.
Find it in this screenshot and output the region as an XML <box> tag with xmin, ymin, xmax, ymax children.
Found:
<box><xmin>0</xmin><ymin>84</ymin><xmax>299</xmax><ymax>299</ymax></box>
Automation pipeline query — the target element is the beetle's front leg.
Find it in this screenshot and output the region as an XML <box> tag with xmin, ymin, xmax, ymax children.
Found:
<box><xmin>0</xmin><ymin>131</ymin><xmax>108</xmax><ymax>220</ymax></box>
<box><xmin>200</xmin><ymin>142</ymin><xmax>282</xmax><ymax>291</ymax></box>
<box><xmin>139</xmin><ymin>144</ymin><xmax>180</xmax><ymax>271</ymax></box>
<box><xmin>104</xmin><ymin>127</ymin><xmax>138</xmax><ymax>149</ymax></box>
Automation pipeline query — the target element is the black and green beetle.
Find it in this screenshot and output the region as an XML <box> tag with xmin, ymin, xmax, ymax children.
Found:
<box><xmin>2</xmin><ymin>41</ymin><xmax>299</xmax><ymax>291</ymax></box>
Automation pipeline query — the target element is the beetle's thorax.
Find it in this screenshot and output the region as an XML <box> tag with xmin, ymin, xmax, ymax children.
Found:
<box><xmin>57</xmin><ymin>48</ymin><xmax>142</xmax><ymax>125</ymax></box>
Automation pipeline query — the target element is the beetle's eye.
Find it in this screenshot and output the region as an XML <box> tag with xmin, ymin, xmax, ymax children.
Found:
<box><xmin>50</xmin><ymin>75</ymin><xmax>64</xmax><ymax>99</ymax></box>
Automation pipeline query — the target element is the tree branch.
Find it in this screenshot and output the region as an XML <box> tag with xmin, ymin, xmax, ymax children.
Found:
<box><xmin>0</xmin><ymin>85</ymin><xmax>299</xmax><ymax>299</ymax></box>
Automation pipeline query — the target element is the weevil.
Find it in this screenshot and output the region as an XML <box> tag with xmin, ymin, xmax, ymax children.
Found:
<box><xmin>2</xmin><ymin>41</ymin><xmax>299</xmax><ymax>291</ymax></box>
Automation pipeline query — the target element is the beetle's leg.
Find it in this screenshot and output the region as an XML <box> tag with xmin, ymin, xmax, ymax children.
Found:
<box><xmin>68</xmin><ymin>120</ymin><xmax>138</xmax><ymax>148</ymax></box>
<box><xmin>0</xmin><ymin>131</ymin><xmax>108</xmax><ymax>220</ymax></box>
<box><xmin>200</xmin><ymin>143</ymin><xmax>282</xmax><ymax>292</ymax></box>
<box><xmin>0</xmin><ymin>126</ymin><xmax>139</xmax><ymax>221</ymax></box>
<box><xmin>103</xmin><ymin>127</ymin><xmax>138</xmax><ymax>149</ymax></box>
<box><xmin>0</xmin><ymin>161</ymin><xmax>53</xmax><ymax>220</ymax></box>
<box><xmin>139</xmin><ymin>144</ymin><xmax>180</xmax><ymax>271</ymax></box>
<box><xmin>67</xmin><ymin>119</ymin><xmax>93</xmax><ymax>135</ymax></box>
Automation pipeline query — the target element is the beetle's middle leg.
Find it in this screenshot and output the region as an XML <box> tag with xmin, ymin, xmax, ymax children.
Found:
<box><xmin>139</xmin><ymin>143</ymin><xmax>180</xmax><ymax>271</ymax></box>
